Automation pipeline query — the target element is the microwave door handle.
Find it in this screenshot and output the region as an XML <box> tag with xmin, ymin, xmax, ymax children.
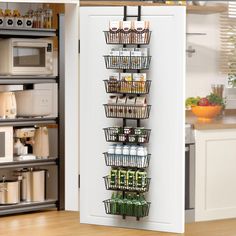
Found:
<box><xmin>13</xmin><ymin>42</ymin><xmax>48</xmax><ymax>48</ymax></box>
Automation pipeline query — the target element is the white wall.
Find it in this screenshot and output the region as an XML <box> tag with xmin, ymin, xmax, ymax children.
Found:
<box><xmin>186</xmin><ymin>13</ymin><xmax>227</xmax><ymax>98</ymax></box>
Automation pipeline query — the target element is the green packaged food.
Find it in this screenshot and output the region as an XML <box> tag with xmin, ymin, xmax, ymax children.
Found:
<box><xmin>127</xmin><ymin>170</ymin><xmax>135</xmax><ymax>188</ymax></box>
<box><xmin>136</xmin><ymin>171</ymin><xmax>147</xmax><ymax>190</ymax></box>
<box><xmin>118</xmin><ymin>170</ymin><xmax>127</xmax><ymax>188</ymax></box>
<box><xmin>110</xmin><ymin>169</ymin><xmax>118</xmax><ymax>187</ymax></box>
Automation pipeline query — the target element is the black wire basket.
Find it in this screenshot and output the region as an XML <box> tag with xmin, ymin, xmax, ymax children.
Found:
<box><xmin>103</xmin><ymin>104</ymin><xmax>151</xmax><ymax>119</ymax></box>
<box><xmin>104</xmin><ymin>30</ymin><xmax>152</xmax><ymax>45</ymax></box>
<box><xmin>103</xmin><ymin>199</ymin><xmax>151</xmax><ymax>218</ymax></box>
<box><xmin>103</xmin><ymin>80</ymin><xmax>152</xmax><ymax>95</ymax></box>
<box><xmin>103</xmin><ymin>152</ymin><xmax>151</xmax><ymax>168</ymax></box>
<box><xmin>104</xmin><ymin>56</ymin><xmax>152</xmax><ymax>70</ymax></box>
<box><xmin>103</xmin><ymin>175</ymin><xmax>151</xmax><ymax>193</ymax></box>
<box><xmin>103</xmin><ymin>127</ymin><xmax>151</xmax><ymax>144</ymax></box>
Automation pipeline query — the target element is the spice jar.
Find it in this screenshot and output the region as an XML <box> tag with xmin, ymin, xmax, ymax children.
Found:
<box><xmin>44</xmin><ymin>8</ymin><xmax>53</xmax><ymax>29</ymax></box>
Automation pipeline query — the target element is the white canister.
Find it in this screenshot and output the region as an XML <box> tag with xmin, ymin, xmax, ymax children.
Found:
<box><xmin>137</xmin><ymin>147</ymin><xmax>145</xmax><ymax>156</ymax></box>
<box><xmin>115</xmin><ymin>145</ymin><xmax>122</xmax><ymax>155</ymax></box>
<box><xmin>108</xmin><ymin>144</ymin><xmax>116</xmax><ymax>154</ymax></box>
<box><xmin>130</xmin><ymin>146</ymin><xmax>137</xmax><ymax>156</ymax></box>
<box><xmin>122</xmin><ymin>145</ymin><xmax>130</xmax><ymax>155</ymax></box>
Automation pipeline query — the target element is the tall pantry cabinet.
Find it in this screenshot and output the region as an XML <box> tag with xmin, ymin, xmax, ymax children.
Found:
<box><xmin>80</xmin><ymin>6</ymin><xmax>186</xmax><ymax>233</ymax></box>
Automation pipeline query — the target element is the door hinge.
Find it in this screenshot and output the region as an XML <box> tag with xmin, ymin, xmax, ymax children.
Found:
<box><xmin>78</xmin><ymin>39</ymin><xmax>80</xmax><ymax>54</ymax></box>
<box><xmin>78</xmin><ymin>174</ymin><xmax>80</xmax><ymax>188</ymax></box>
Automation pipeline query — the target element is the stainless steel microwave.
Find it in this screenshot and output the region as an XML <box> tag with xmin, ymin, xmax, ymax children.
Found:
<box><xmin>0</xmin><ymin>38</ymin><xmax>53</xmax><ymax>76</ymax></box>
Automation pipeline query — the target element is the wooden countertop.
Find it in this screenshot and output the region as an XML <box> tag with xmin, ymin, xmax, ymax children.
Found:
<box><xmin>186</xmin><ymin>110</ymin><xmax>236</xmax><ymax>130</ymax></box>
<box><xmin>80</xmin><ymin>1</ymin><xmax>180</xmax><ymax>7</ymax></box>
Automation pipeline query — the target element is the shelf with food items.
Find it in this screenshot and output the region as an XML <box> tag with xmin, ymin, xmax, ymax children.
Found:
<box><xmin>103</xmin><ymin>192</ymin><xmax>151</xmax><ymax>218</ymax></box>
<box><xmin>104</xmin><ymin>48</ymin><xmax>151</xmax><ymax>70</ymax></box>
<box><xmin>104</xmin><ymin>95</ymin><xmax>151</xmax><ymax>119</ymax></box>
<box><xmin>104</xmin><ymin>169</ymin><xmax>150</xmax><ymax>192</ymax></box>
<box><xmin>104</xmin><ymin>20</ymin><xmax>151</xmax><ymax>45</ymax></box>
<box><xmin>104</xmin><ymin>145</ymin><xmax>151</xmax><ymax>168</ymax></box>
<box><xmin>104</xmin><ymin>126</ymin><xmax>151</xmax><ymax>144</ymax></box>
<box><xmin>0</xmin><ymin>199</ymin><xmax>58</xmax><ymax>216</ymax></box>
<box><xmin>0</xmin><ymin>6</ymin><xmax>53</xmax><ymax>29</ymax></box>
<box><xmin>104</xmin><ymin>73</ymin><xmax>151</xmax><ymax>95</ymax></box>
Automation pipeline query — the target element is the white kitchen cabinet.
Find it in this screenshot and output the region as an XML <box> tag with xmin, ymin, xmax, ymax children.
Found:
<box><xmin>195</xmin><ymin>129</ymin><xmax>236</xmax><ymax>221</ymax></box>
<box><xmin>80</xmin><ymin>6</ymin><xmax>186</xmax><ymax>233</ymax></box>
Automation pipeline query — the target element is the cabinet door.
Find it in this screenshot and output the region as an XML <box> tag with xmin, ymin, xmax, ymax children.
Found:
<box><xmin>195</xmin><ymin>129</ymin><xmax>236</xmax><ymax>221</ymax></box>
<box><xmin>80</xmin><ymin>6</ymin><xmax>186</xmax><ymax>233</ymax></box>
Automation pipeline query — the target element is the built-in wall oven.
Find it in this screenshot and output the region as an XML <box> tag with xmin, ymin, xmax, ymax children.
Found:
<box><xmin>185</xmin><ymin>124</ymin><xmax>195</xmax><ymax>222</ymax></box>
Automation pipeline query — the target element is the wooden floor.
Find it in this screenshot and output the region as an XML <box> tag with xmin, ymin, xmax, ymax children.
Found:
<box><xmin>1</xmin><ymin>210</ymin><xmax>236</xmax><ymax>236</ymax></box>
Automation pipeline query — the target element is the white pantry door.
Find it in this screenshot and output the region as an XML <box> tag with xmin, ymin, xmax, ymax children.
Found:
<box><xmin>80</xmin><ymin>6</ymin><xmax>186</xmax><ymax>233</ymax></box>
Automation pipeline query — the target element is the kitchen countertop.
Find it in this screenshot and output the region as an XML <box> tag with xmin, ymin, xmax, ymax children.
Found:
<box><xmin>186</xmin><ymin>110</ymin><xmax>236</xmax><ymax>130</ymax></box>
<box><xmin>80</xmin><ymin>1</ymin><xmax>180</xmax><ymax>7</ymax></box>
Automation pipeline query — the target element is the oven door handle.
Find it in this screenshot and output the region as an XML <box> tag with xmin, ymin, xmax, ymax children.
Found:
<box><xmin>13</xmin><ymin>42</ymin><xmax>48</xmax><ymax>48</ymax></box>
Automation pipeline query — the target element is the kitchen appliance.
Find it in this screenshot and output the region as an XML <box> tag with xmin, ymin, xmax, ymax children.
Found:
<box><xmin>16</xmin><ymin>168</ymin><xmax>48</xmax><ymax>202</ymax></box>
<box><xmin>14</xmin><ymin>128</ymin><xmax>36</xmax><ymax>161</ymax></box>
<box><xmin>185</xmin><ymin>124</ymin><xmax>195</xmax><ymax>222</ymax></box>
<box><xmin>33</xmin><ymin>127</ymin><xmax>49</xmax><ymax>158</ymax></box>
<box><xmin>0</xmin><ymin>176</ymin><xmax>20</xmax><ymax>204</ymax></box>
<box><xmin>0</xmin><ymin>126</ymin><xmax>13</xmax><ymax>163</ymax></box>
<box><xmin>15</xmin><ymin>89</ymin><xmax>52</xmax><ymax>117</ymax></box>
<box><xmin>0</xmin><ymin>38</ymin><xmax>53</xmax><ymax>75</ymax></box>
<box><xmin>0</xmin><ymin>92</ymin><xmax>17</xmax><ymax>119</ymax></box>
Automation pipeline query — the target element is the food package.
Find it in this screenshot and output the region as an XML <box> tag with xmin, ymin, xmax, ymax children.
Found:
<box><xmin>108</xmin><ymin>95</ymin><xmax>117</xmax><ymax>104</ymax></box>
<box><xmin>109</xmin><ymin>21</ymin><xmax>120</xmax><ymax>32</ymax></box>
<box><xmin>133</xmin><ymin>73</ymin><xmax>146</xmax><ymax>93</ymax></box>
<box><xmin>0</xmin><ymin>9</ymin><xmax>3</xmax><ymax>27</ymax></box>
<box><xmin>108</xmin><ymin>73</ymin><xmax>120</xmax><ymax>93</ymax></box>
<box><xmin>120</xmin><ymin>73</ymin><xmax>132</xmax><ymax>93</ymax></box>
<box><xmin>126</xmin><ymin>96</ymin><xmax>136</xmax><ymax>105</ymax></box>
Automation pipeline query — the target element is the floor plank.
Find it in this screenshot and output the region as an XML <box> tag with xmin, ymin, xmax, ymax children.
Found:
<box><xmin>0</xmin><ymin>210</ymin><xmax>236</xmax><ymax>236</ymax></box>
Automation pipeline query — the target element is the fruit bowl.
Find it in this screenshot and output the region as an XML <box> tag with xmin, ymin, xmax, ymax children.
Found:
<box><xmin>191</xmin><ymin>105</ymin><xmax>222</xmax><ymax>121</ymax></box>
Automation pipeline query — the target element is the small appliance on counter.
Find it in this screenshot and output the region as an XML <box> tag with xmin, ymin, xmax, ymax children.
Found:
<box><xmin>15</xmin><ymin>168</ymin><xmax>48</xmax><ymax>202</ymax></box>
<box><xmin>14</xmin><ymin>128</ymin><xmax>36</xmax><ymax>161</ymax></box>
<box><xmin>0</xmin><ymin>38</ymin><xmax>53</xmax><ymax>76</ymax></box>
<box><xmin>0</xmin><ymin>91</ymin><xmax>17</xmax><ymax>119</ymax></box>
<box><xmin>15</xmin><ymin>89</ymin><xmax>53</xmax><ymax>117</ymax></box>
<box><xmin>0</xmin><ymin>175</ymin><xmax>20</xmax><ymax>205</ymax></box>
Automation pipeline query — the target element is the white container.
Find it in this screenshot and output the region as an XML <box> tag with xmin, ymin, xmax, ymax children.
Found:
<box><xmin>122</xmin><ymin>145</ymin><xmax>130</xmax><ymax>155</ymax></box>
<box><xmin>24</xmin><ymin>17</ymin><xmax>33</xmax><ymax>28</ymax></box>
<box><xmin>5</xmin><ymin>17</ymin><xmax>14</xmax><ymax>27</ymax></box>
<box><xmin>137</xmin><ymin>147</ymin><xmax>145</xmax><ymax>156</ymax></box>
<box><xmin>15</xmin><ymin>90</ymin><xmax>52</xmax><ymax>117</ymax></box>
<box><xmin>115</xmin><ymin>145</ymin><xmax>122</xmax><ymax>155</ymax></box>
<box><xmin>14</xmin><ymin>17</ymin><xmax>24</xmax><ymax>28</ymax></box>
<box><xmin>108</xmin><ymin>145</ymin><xmax>115</xmax><ymax>154</ymax></box>
<box><xmin>0</xmin><ymin>17</ymin><xmax>4</xmax><ymax>27</ymax></box>
<box><xmin>130</xmin><ymin>146</ymin><xmax>137</xmax><ymax>156</ymax></box>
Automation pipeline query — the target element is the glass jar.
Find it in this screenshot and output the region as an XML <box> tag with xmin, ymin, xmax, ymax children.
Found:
<box><xmin>44</xmin><ymin>8</ymin><xmax>53</xmax><ymax>29</ymax></box>
<box><xmin>137</xmin><ymin>147</ymin><xmax>145</xmax><ymax>156</ymax></box>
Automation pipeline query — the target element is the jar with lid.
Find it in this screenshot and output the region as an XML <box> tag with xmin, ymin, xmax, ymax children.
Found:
<box><xmin>115</xmin><ymin>145</ymin><xmax>122</xmax><ymax>155</ymax></box>
<box><xmin>108</xmin><ymin>144</ymin><xmax>116</xmax><ymax>154</ymax></box>
<box><xmin>122</xmin><ymin>145</ymin><xmax>130</xmax><ymax>155</ymax></box>
<box><xmin>130</xmin><ymin>146</ymin><xmax>137</xmax><ymax>156</ymax></box>
<box><xmin>137</xmin><ymin>147</ymin><xmax>145</xmax><ymax>156</ymax></box>
<box><xmin>44</xmin><ymin>7</ymin><xmax>53</xmax><ymax>29</ymax></box>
